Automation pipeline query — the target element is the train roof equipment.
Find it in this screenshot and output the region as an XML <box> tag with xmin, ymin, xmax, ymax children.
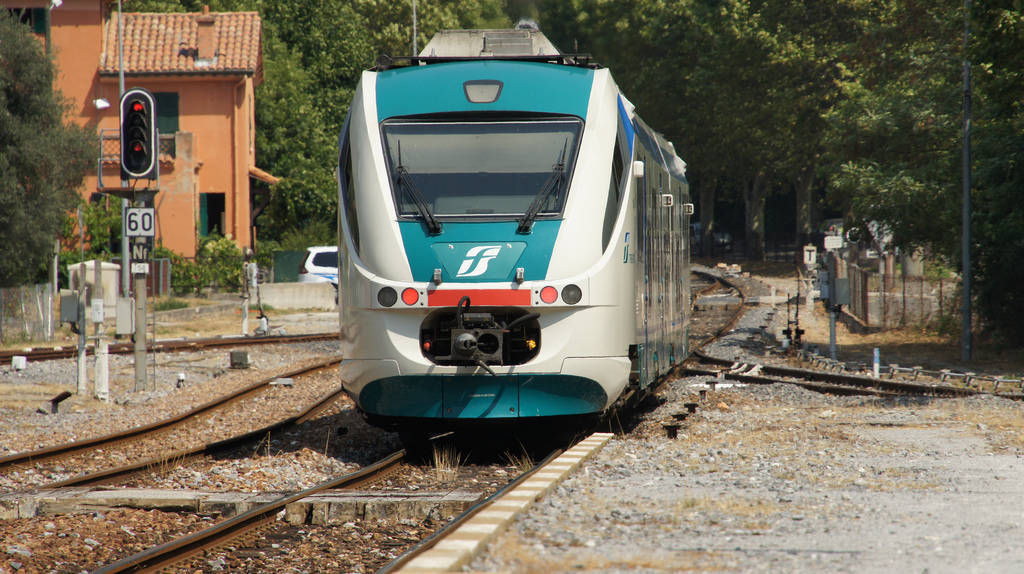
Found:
<box><xmin>375</xmin><ymin>28</ymin><xmax>596</xmax><ymax>70</ymax></box>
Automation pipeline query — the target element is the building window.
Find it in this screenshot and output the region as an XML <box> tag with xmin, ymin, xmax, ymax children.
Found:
<box><xmin>155</xmin><ymin>92</ymin><xmax>179</xmax><ymax>157</ymax></box>
<box><xmin>7</xmin><ymin>8</ymin><xmax>47</xmax><ymax>34</ymax></box>
<box><xmin>200</xmin><ymin>193</ymin><xmax>225</xmax><ymax>237</ymax></box>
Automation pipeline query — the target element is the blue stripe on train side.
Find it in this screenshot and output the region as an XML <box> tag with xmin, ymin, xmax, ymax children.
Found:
<box><xmin>398</xmin><ymin>220</ymin><xmax>560</xmax><ymax>283</ymax></box>
<box><xmin>617</xmin><ymin>95</ymin><xmax>634</xmax><ymax>152</ymax></box>
<box><xmin>376</xmin><ymin>61</ymin><xmax>594</xmax><ymax>120</ymax></box>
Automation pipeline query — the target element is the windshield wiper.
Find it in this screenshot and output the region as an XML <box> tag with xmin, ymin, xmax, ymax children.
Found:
<box><xmin>394</xmin><ymin>143</ymin><xmax>441</xmax><ymax>235</ymax></box>
<box><xmin>517</xmin><ymin>138</ymin><xmax>569</xmax><ymax>234</ymax></box>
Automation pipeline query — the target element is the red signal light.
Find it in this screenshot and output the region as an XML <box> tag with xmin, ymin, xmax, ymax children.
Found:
<box><xmin>132</xmin><ymin>101</ymin><xmax>144</xmax><ymax>112</ymax></box>
<box><xmin>401</xmin><ymin>288</ymin><xmax>419</xmax><ymax>305</ymax></box>
<box><xmin>540</xmin><ymin>286</ymin><xmax>558</xmax><ymax>304</ymax></box>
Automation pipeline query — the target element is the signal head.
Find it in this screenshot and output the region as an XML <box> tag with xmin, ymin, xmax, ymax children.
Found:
<box><xmin>119</xmin><ymin>88</ymin><xmax>157</xmax><ymax>180</ymax></box>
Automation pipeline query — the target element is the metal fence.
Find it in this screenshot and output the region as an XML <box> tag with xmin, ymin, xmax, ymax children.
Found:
<box><xmin>0</xmin><ymin>284</ymin><xmax>54</xmax><ymax>345</ymax></box>
<box><xmin>846</xmin><ymin>263</ymin><xmax>958</xmax><ymax>328</ymax></box>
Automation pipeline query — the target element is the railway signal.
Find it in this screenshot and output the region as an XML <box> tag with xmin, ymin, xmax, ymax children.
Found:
<box><xmin>119</xmin><ymin>88</ymin><xmax>157</xmax><ymax>180</ymax></box>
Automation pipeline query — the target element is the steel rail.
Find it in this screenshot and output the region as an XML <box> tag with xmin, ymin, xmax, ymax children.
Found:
<box><xmin>0</xmin><ymin>331</ymin><xmax>338</xmax><ymax>363</ymax></box>
<box><xmin>42</xmin><ymin>386</ymin><xmax>350</xmax><ymax>488</ymax></box>
<box><xmin>682</xmin><ymin>366</ymin><xmax>896</xmax><ymax>397</ymax></box>
<box><xmin>91</xmin><ymin>450</ymin><xmax>407</xmax><ymax>574</ymax></box>
<box><xmin>0</xmin><ymin>357</ymin><xmax>342</xmax><ymax>472</ymax></box>
<box><xmin>691</xmin><ymin>351</ymin><xmax>985</xmax><ymax>398</ymax></box>
<box><xmin>375</xmin><ymin>445</ymin><xmax>566</xmax><ymax>574</ymax></box>
<box><xmin>690</xmin><ymin>269</ymin><xmax>747</xmax><ymax>349</ymax></box>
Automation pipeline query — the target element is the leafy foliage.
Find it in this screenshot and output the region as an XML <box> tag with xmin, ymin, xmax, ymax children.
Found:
<box><xmin>156</xmin><ymin>234</ymin><xmax>243</xmax><ymax>295</ymax></box>
<box><xmin>90</xmin><ymin>1</ymin><xmax>1024</xmax><ymax>344</ymax></box>
<box><xmin>0</xmin><ymin>13</ymin><xmax>96</xmax><ymax>287</ymax></box>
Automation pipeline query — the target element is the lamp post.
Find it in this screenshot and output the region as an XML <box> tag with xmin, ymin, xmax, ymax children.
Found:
<box><xmin>961</xmin><ymin>0</ymin><xmax>972</xmax><ymax>361</ymax></box>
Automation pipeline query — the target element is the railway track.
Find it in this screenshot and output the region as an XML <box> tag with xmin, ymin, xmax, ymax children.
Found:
<box><xmin>0</xmin><ymin>331</ymin><xmax>338</xmax><ymax>364</ymax></box>
<box><xmin>687</xmin><ymin>350</ymin><xmax>1023</xmax><ymax>400</ymax></box>
<box><xmin>0</xmin><ymin>356</ymin><xmax>343</xmax><ymax>489</ymax></box>
<box><xmin>92</xmin><ymin>450</ymin><xmax>408</xmax><ymax>573</ymax></box>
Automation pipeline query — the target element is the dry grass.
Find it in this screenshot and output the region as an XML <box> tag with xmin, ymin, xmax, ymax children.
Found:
<box><xmin>502</xmin><ymin>445</ymin><xmax>534</xmax><ymax>473</ymax></box>
<box><xmin>949</xmin><ymin>405</ymin><xmax>1024</xmax><ymax>449</ymax></box>
<box><xmin>147</xmin><ymin>452</ymin><xmax>188</xmax><ymax>478</ymax></box>
<box><xmin>432</xmin><ymin>442</ymin><xmax>463</xmax><ymax>482</ymax></box>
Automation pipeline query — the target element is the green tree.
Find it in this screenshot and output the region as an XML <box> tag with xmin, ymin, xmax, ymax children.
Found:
<box><xmin>971</xmin><ymin>4</ymin><xmax>1024</xmax><ymax>344</ymax></box>
<box><xmin>823</xmin><ymin>0</ymin><xmax>963</xmax><ymax>257</ymax></box>
<box><xmin>0</xmin><ymin>13</ymin><xmax>96</xmax><ymax>287</ymax></box>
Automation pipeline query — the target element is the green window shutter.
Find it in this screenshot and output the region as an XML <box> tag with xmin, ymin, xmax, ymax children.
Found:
<box><xmin>31</xmin><ymin>8</ymin><xmax>46</xmax><ymax>34</ymax></box>
<box><xmin>200</xmin><ymin>193</ymin><xmax>209</xmax><ymax>237</ymax></box>
<box><xmin>154</xmin><ymin>92</ymin><xmax>179</xmax><ymax>135</ymax></box>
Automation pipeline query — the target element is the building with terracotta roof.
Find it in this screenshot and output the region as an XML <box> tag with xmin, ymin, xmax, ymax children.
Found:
<box><xmin>3</xmin><ymin>0</ymin><xmax>276</xmax><ymax>259</ymax></box>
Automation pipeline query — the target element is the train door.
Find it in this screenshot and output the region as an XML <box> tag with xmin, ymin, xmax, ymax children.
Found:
<box><xmin>679</xmin><ymin>179</ymin><xmax>690</xmax><ymax>357</ymax></box>
<box><xmin>655</xmin><ymin>170</ymin><xmax>666</xmax><ymax>375</ymax></box>
<box><xmin>666</xmin><ymin>177</ymin><xmax>677</xmax><ymax>364</ymax></box>
<box><xmin>636</xmin><ymin>149</ymin><xmax>651</xmax><ymax>389</ymax></box>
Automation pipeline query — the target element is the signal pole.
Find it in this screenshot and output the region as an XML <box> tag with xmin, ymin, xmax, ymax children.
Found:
<box><xmin>106</xmin><ymin>87</ymin><xmax>159</xmax><ymax>392</ymax></box>
<box><xmin>133</xmin><ymin>240</ymin><xmax>146</xmax><ymax>390</ymax></box>
<box><xmin>118</xmin><ymin>0</ymin><xmax>129</xmax><ymax>300</ymax></box>
<box><xmin>961</xmin><ymin>0</ymin><xmax>972</xmax><ymax>361</ymax></box>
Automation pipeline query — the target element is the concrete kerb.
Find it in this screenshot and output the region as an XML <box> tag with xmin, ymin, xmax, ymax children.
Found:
<box><xmin>395</xmin><ymin>432</ymin><xmax>614</xmax><ymax>573</ymax></box>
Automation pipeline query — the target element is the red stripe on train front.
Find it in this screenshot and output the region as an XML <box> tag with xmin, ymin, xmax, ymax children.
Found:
<box><xmin>427</xmin><ymin>288</ymin><xmax>531</xmax><ymax>307</ymax></box>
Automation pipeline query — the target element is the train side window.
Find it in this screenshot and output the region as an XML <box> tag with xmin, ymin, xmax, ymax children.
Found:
<box><xmin>601</xmin><ymin>126</ymin><xmax>628</xmax><ymax>250</ymax></box>
<box><xmin>339</xmin><ymin>126</ymin><xmax>360</xmax><ymax>253</ymax></box>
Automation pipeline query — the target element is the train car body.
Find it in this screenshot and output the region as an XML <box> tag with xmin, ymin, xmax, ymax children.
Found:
<box><xmin>337</xmin><ymin>29</ymin><xmax>691</xmax><ymax>436</ymax></box>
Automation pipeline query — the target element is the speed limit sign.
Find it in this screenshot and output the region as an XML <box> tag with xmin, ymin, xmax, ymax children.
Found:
<box><xmin>125</xmin><ymin>207</ymin><xmax>155</xmax><ymax>237</ymax></box>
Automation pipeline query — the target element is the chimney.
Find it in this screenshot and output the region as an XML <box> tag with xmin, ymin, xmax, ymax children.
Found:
<box><xmin>196</xmin><ymin>5</ymin><xmax>216</xmax><ymax>61</ymax></box>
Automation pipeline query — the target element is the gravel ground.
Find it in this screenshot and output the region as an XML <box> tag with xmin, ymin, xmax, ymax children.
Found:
<box><xmin>0</xmin><ymin>309</ymin><xmax>516</xmax><ymax>573</ymax></box>
<box><xmin>468</xmin><ymin>269</ymin><xmax>1024</xmax><ymax>573</ymax></box>
<box><xmin>5</xmin><ymin>280</ymin><xmax>1024</xmax><ymax>573</ymax></box>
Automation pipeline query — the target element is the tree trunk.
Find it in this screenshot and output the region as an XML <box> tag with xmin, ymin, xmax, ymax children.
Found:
<box><xmin>795</xmin><ymin>166</ymin><xmax>815</xmax><ymax>263</ymax></box>
<box><xmin>698</xmin><ymin>177</ymin><xmax>716</xmax><ymax>258</ymax></box>
<box><xmin>744</xmin><ymin>172</ymin><xmax>766</xmax><ymax>261</ymax></box>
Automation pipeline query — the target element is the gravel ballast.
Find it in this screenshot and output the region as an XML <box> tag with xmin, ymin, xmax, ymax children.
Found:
<box><xmin>468</xmin><ymin>277</ymin><xmax>1024</xmax><ymax>573</ymax></box>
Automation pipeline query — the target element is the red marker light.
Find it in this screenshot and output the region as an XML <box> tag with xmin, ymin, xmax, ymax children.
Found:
<box><xmin>401</xmin><ymin>288</ymin><xmax>419</xmax><ymax>305</ymax></box>
<box><xmin>540</xmin><ymin>286</ymin><xmax>558</xmax><ymax>304</ymax></box>
<box><xmin>132</xmin><ymin>101</ymin><xmax>144</xmax><ymax>112</ymax></box>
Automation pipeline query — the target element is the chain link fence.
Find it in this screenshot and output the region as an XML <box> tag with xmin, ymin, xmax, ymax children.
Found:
<box><xmin>0</xmin><ymin>284</ymin><xmax>54</xmax><ymax>345</ymax></box>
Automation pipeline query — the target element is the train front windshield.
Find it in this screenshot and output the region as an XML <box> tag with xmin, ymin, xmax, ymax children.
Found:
<box><xmin>381</xmin><ymin>119</ymin><xmax>583</xmax><ymax>220</ymax></box>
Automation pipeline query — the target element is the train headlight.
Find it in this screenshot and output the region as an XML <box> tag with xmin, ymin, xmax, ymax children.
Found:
<box><xmin>378</xmin><ymin>287</ymin><xmax>398</xmax><ymax>307</ymax></box>
<box><xmin>402</xmin><ymin>288</ymin><xmax>420</xmax><ymax>306</ymax></box>
<box><xmin>539</xmin><ymin>286</ymin><xmax>558</xmax><ymax>304</ymax></box>
<box><xmin>561</xmin><ymin>284</ymin><xmax>582</xmax><ymax>305</ymax></box>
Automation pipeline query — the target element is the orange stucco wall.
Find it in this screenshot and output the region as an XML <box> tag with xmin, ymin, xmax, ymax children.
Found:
<box><xmin>6</xmin><ymin>0</ymin><xmax>258</xmax><ymax>259</ymax></box>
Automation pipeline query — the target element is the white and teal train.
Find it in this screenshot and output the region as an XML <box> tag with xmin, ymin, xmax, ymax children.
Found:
<box><xmin>337</xmin><ymin>29</ymin><xmax>691</xmax><ymax>440</ymax></box>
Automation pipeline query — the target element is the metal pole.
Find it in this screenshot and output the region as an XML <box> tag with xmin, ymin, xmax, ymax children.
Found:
<box><xmin>412</xmin><ymin>0</ymin><xmax>418</xmax><ymax>56</ymax></box>
<box><xmin>77</xmin><ymin>207</ymin><xmax>87</xmax><ymax>394</ymax></box>
<box><xmin>961</xmin><ymin>0</ymin><xmax>972</xmax><ymax>361</ymax></box>
<box><xmin>133</xmin><ymin>239</ymin><xmax>147</xmax><ymax>391</ymax></box>
<box><xmin>119</xmin><ymin>0</ymin><xmax>130</xmax><ymax>299</ymax></box>
<box><xmin>828</xmin><ymin>253</ymin><xmax>838</xmax><ymax>361</ymax></box>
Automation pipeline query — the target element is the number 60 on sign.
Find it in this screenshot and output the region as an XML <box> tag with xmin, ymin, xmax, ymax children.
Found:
<box><xmin>125</xmin><ymin>207</ymin><xmax>155</xmax><ymax>237</ymax></box>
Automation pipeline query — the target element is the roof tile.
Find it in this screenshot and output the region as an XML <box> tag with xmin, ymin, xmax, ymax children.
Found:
<box><xmin>100</xmin><ymin>11</ymin><xmax>261</xmax><ymax>76</ymax></box>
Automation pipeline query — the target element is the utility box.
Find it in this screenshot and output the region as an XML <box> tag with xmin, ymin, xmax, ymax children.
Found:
<box><xmin>60</xmin><ymin>292</ymin><xmax>79</xmax><ymax>323</ymax></box>
<box><xmin>230</xmin><ymin>351</ymin><xmax>249</xmax><ymax>369</ymax></box>
<box><xmin>68</xmin><ymin>260</ymin><xmax>121</xmax><ymax>309</ymax></box>
<box><xmin>833</xmin><ymin>278</ymin><xmax>851</xmax><ymax>307</ymax></box>
<box><xmin>116</xmin><ymin>297</ymin><xmax>134</xmax><ymax>335</ymax></box>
